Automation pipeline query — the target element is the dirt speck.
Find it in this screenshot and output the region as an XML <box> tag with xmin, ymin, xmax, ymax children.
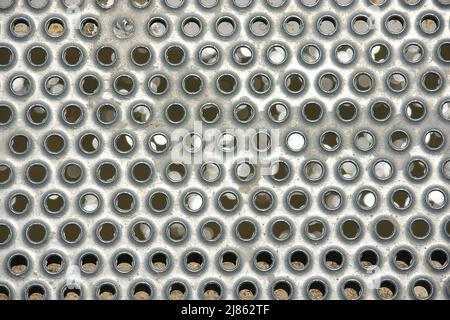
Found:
<box><xmin>152</xmin><ymin>261</ymin><xmax>166</xmax><ymax>271</ymax></box>
<box><xmin>378</xmin><ymin>287</ymin><xmax>394</xmax><ymax>299</ymax></box>
<box><xmin>204</xmin><ymin>290</ymin><xmax>220</xmax><ymax>300</ymax></box>
<box><xmin>11</xmin><ymin>264</ymin><xmax>27</xmax><ymax>274</ymax></box>
<box><xmin>413</xmin><ymin>286</ymin><xmax>429</xmax><ymax>299</ymax></box>
<box><xmin>273</xmin><ymin>289</ymin><xmax>289</xmax><ymax>300</ymax></box>
<box><xmin>64</xmin><ymin>292</ymin><xmax>79</xmax><ymax>300</ymax></box>
<box><xmin>48</xmin><ymin>23</ymin><xmax>64</xmax><ymax>37</ymax></box>
<box><xmin>344</xmin><ymin>288</ymin><xmax>358</xmax><ymax>300</ymax></box>
<box><xmin>309</xmin><ymin>289</ymin><xmax>323</xmax><ymax>300</ymax></box>
<box><xmin>256</xmin><ymin>261</ymin><xmax>270</xmax><ymax>270</ymax></box>
<box><xmin>116</xmin><ymin>262</ymin><xmax>132</xmax><ymax>273</ymax></box>
<box><xmin>187</xmin><ymin>262</ymin><xmax>202</xmax><ymax>271</ymax></box>
<box><xmin>222</xmin><ymin>261</ymin><xmax>236</xmax><ymax>271</ymax></box>
<box><xmin>99</xmin><ymin>291</ymin><xmax>115</xmax><ymax>300</ymax></box>
<box><xmin>291</xmin><ymin>261</ymin><xmax>305</xmax><ymax>270</ymax></box>
<box><xmin>82</xmin><ymin>263</ymin><xmax>97</xmax><ymax>273</ymax></box>
<box><xmin>169</xmin><ymin>290</ymin><xmax>185</xmax><ymax>300</ymax></box>
<box><xmin>46</xmin><ymin>263</ymin><xmax>62</xmax><ymax>273</ymax></box>
<box><xmin>239</xmin><ymin>289</ymin><xmax>254</xmax><ymax>300</ymax></box>
<box><xmin>134</xmin><ymin>291</ymin><xmax>150</xmax><ymax>300</ymax></box>
<box><xmin>28</xmin><ymin>293</ymin><xmax>43</xmax><ymax>300</ymax></box>
<box><xmin>0</xmin><ymin>293</ymin><xmax>9</xmax><ymax>300</ymax></box>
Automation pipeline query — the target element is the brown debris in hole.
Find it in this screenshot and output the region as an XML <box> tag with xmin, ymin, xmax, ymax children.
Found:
<box><xmin>11</xmin><ymin>264</ymin><xmax>27</xmax><ymax>274</ymax></box>
<box><xmin>291</xmin><ymin>261</ymin><xmax>305</xmax><ymax>270</ymax></box>
<box><xmin>187</xmin><ymin>261</ymin><xmax>201</xmax><ymax>271</ymax></box>
<box><xmin>46</xmin><ymin>263</ymin><xmax>62</xmax><ymax>273</ymax></box>
<box><xmin>28</xmin><ymin>293</ymin><xmax>43</xmax><ymax>300</ymax></box>
<box><xmin>134</xmin><ymin>291</ymin><xmax>150</xmax><ymax>300</ymax></box>
<box><xmin>170</xmin><ymin>290</ymin><xmax>185</xmax><ymax>300</ymax></box>
<box><xmin>273</xmin><ymin>289</ymin><xmax>289</xmax><ymax>300</ymax></box>
<box><xmin>116</xmin><ymin>262</ymin><xmax>132</xmax><ymax>272</ymax></box>
<box><xmin>82</xmin><ymin>263</ymin><xmax>97</xmax><ymax>273</ymax></box>
<box><xmin>64</xmin><ymin>292</ymin><xmax>79</xmax><ymax>300</ymax></box>
<box><xmin>222</xmin><ymin>261</ymin><xmax>236</xmax><ymax>271</ymax></box>
<box><xmin>309</xmin><ymin>289</ymin><xmax>323</xmax><ymax>300</ymax></box>
<box><xmin>204</xmin><ymin>290</ymin><xmax>220</xmax><ymax>300</ymax></box>
<box><xmin>344</xmin><ymin>288</ymin><xmax>358</xmax><ymax>300</ymax></box>
<box><xmin>152</xmin><ymin>261</ymin><xmax>166</xmax><ymax>271</ymax></box>
<box><xmin>239</xmin><ymin>289</ymin><xmax>254</xmax><ymax>300</ymax></box>
<box><xmin>48</xmin><ymin>23</ymin><xmax>64</xmax><ymax>37</ymax></box>
<box><xmin>256</xmin><ymin>261</ymin><xmax>270</xmax><ymax>270</ymax></box>
<box><xmin>378</xmin><ymin>287</ymin><xmax>394</xmax><ymax>299</ymax></box>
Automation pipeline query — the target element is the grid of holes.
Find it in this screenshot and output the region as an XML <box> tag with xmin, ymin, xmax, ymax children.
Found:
<box><xmin>1</xmin><ymin>0</ymin><xmax>450</xmax><ymax>300</ymax></box>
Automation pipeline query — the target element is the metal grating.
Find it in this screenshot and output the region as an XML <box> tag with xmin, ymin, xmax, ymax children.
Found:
<box><xmin>0</xmin><ymin>0</ymin><xmax>449</xmax><ymax>300</ymax></box>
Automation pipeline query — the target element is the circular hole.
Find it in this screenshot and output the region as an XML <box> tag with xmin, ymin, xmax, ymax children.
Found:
<box><xmin>200</xmin><ymin>161</ymin><xmax>221</xmax><ymax>183</ymax></box>
<box><xmin>249</xmin><ymin>16</ymin><xmax>270</xmax><ymax>37</ymax></box>
<box><xmin>62</xmin><ymin>162</ymin><xmax>83</xmax><ymax>184</ymax></box>
<box><xmin>238</xmin><ymin>281</ymin><xmax>257</xmax><ymax>300</ymax></box>
<box><xmin>114</xmin><ymin>133</ymin><xmax>135</xmax><ymax>154</ymax></box>
<box><xmin>337</xmin><ymin>160</ymin><xmax>359</xmax><ymax>181</ymax></box>
<box><xmin>335</xmin><ymin>43</ymin><xmax>355</xmax><ymax>64</ymax></box>
<box><xmin>181</xmin><ymin>16</ymin><xmax>202</xmax><ymax>38</ymax></box>
<box><xmin>183</xmin><ymin>132</ymin><xmax>203</xmax><ymax>153</ymax></box>
<box><xmin>285</xmin><ymin>73</ymin><xmax>305</xmax><ymax>93</ymax></box>
<box><xmin>167</xmin><ymin>221</ymin><xmax>187</xmax><ymax>242</ymax></box>
<box><xmin>131</xmin><ymin>103</ymin><xmax>151</xmax><ymax>125</ymax></box>
<box><xmin>306</xmin><ymin>219</ymin><xmax>326</xmax><ymax>241</ymax></box>
<box><xmin>147</xmin><ymin>17</ymin><xmax>168</xmax><ymax>38</ymax></box>
<box><xmin>233</xmin><ymin>102</ymin><xmax>254</xmax><ymax>124</ymax></box>
<box><xmin>97</xmin><ymin>222</ymin><xmax>117</xmax><ymax>243</ymax></box>
<box><xmin>385</xmin><ymin>14</ymin><xmax>406</xmax><ymax>35</ymax></box>
<box><xmin>254</xmin><ymin>250</ymin><xmax>274</xmax><ymax>271</ymax></box>
<box><xmin>114</xmin><ymin>192</ymin><xmax>135</xmax><ymax>214</ymax></box>
<box><xmin>407</xmin><ymin>159</ymin><xmax>428</xmax><ymax>180</ymax></box>
<box><xmin>63</xmin><ymin>287</ymin><xmax>81</xmax><ymax>301</ymax></box>
<box><xmin>359</xmin><ymin>249</ymin><xmax>379</xmax><ymax>269</ymax></box>
<box><xmin>0</xmin><ymin>224</ymin><xmax>11</xmax><ymax>245</ymax></box>
<box><xmin>96</xmin><ymin>0</ymin><xmax>115</xmax><ymax>9</ymax></box>
<box><xmin>387</xmin><ymin>72</ymin><xmax>408</xmax><ymax>92</ymax></box>
<box><xmin>199</xmin><ymin>45</ymin><xmax>219</xmax><ymax>66</ymax></box>
<box><xmin>253</xmin><ymin>131</ymin><xmax>271</xmax><ymax>152</ymax></box>
<box><xmin>422</xmin><ymin>71</ymin><xmax>442</xmax><ymax>92</ymax></box>
<box><xmin>149</xmin><ymin>191</ymin><xmax>170</xmax><ymax>213</ymax></box>
<box><xmin>27</xmin><ymin>104</ymin><xmax>48</xmax><ymax>126</ymax></box>
<box><xmin>133</xmin><ymin>283</ymin><xmax>152</xmax><ymax>301</ymax></box>
<box><xmin>217</xmin><ymin>74</ymin><xmax>237</xmax><ymax>94</ymax></box>
<box><xmin>342</xmin><ymin>280</ymin><xmax>362</xmax><ymax>300</ymax></box>
<box><xmin>44</xmin><ymin>193</ymin><xmax>65</xmax><ymax>215</ymax></box>
<box><xmin>131</xmin><ymin>46</ymin><xmax>151</xmax><ymax>66</ymax></box>
<box><xmin>250</xmin><ymin>73</ymin><xmax>271</xmax><ymax>94</ymax></box>
<box><xmin>378</xmin><ymin>280</ymin><xmax>397</xmax><ymax>300</ymax></box>
<box><xmin>351</xmin><ymin>15</ymin><xmax>371</xmax><ymax>35</ymax></box>
<box><xmin>80</xmin><ymin>18</ymin><xmax>99</xmax><ymax>38</ymax></box>
<box><xmin>391</xmin><ymin>189</ymin><xmax>412</xmax><ymax>210</ymax></box>
<box><xmin>403</xmin><ymin>42</ymin><xmax>424</xmax><ymax>63</ymax></box>
<box><xmin>46</xmin><ymin>18</ymin><xmax>65</xmax><ymax>38</ymax></box>
<box><xmin>115</xmin><ymin>252</ymin><xmax>134</xmax><ymax>273</ymax></box>
<box><xmin>26</xmin><ymin>162</ymin><xmax>48</xmax><ymax>184</ymax></box>
<box><xmin>61</xmin><ymin>222</ymin><xmax>82</xmax><ymax>244</ymax></box>
<box><xmin>412</xmin><ymin>280</ymin><xmax>433</xmax><ymax>300</ymax></box>
<box><xmin>9</xmin><ymin>254</ymin><xmax>29</xmax><ymax>275</ymax></box>
<box><xmin>267</xmin><ymin>44</ymin><xmax>287</xmax><ymax>65</ymax></box>
<box><xmin>353</xmin><ymin>72</ymin><xmax>373</xmax><ymax>92</ymax></box>
<box><xmin>44</xmin><ymin>253</ymin><xmax>63</xmax><ymax>274</ymax></box>
<box><xmin>27</xmin><ymin>46</ymin><xmax>48</xmax><ymax>67</ymax></box>
<box><xmin>409</xmin><ymin>218</ymin><xmax>431</xmax><ymax>240</ymax></box>
<box><xmin>80</xmin><ymin>253</ymin><xmax>99</xmax><ymax>274</ymax></box>
<box><xmin>304</xmin><ymin>160</ymin><xmax>325</xmax><ymax>182</ymax></box>
<box><xmin>166</xmin><ymin>162</ymin><xmax>186</xmax><ymax>183</ymax></box>
<box><xmin>426</xmin><ymin>188</ymin><xmax>447</xmax><ymax>210</ymax></box>
<box><xmin>203</xmin><ymin>282</ymin><xmax>222</xmax><ymax>300</ymax></box>
<box><xmin>44</xmin><ymin>134</ymin><xmax>65</xmax><ymax>155</ymax></box>
<box><xmin>98</xmin><ymin>283</ymin><xmax>117</xmax><ymax>301</ymax></box>
<box><xmin>253</xmin><ymin>190</ymin><xmax>274</xmax><ymax>212</ymax></box>
<box><xmin>185</xmin><ymin>251</ymin><xmax>204</xmax><ymax>272</ymax></box>
<box><xmin>286</xmin><ymin>131</ymin><xmax>306</xmax><ymax>152</ymax></box>
<box><xmin>424</xmin><ymin>130</ymin><xmax>444</xmax><ymax>150</ymax></box>
<box><xmin>26</xmin><ymin>285</ymin><xmax>46</xmax><ymax>300</ymax></box>
<box><xmin>287</xmin><ymin>190</ymin><xmax>308</xmax><ymax>212</ymax></box>
<box><xmin>371</xmin><ymin>101</ymin><xmax>391</xmax><ymax>122</ymax></box>
<box><xmin>236</xmin><ymin>220</ymin><xmax>256</xmax><ymax>241</ymax></box>
<box><xmin>233</xmin><ymin>45</ymin><xmax>253</xmax><ymax>65</ymax></box>
<box><xmin>45</xmin><ymin>75</ymin><xmax>65</xmax><ymax>96</ymax></box>
<box><xmin>290</xmin><ymin>250</ymin><xmax>309</xmax><ymax>271</ymax></box>
<box><xmin>79</xmin><ymin>133</ymin><xmax>100</xmax><ymax>154</ymax></box>
<box><xmin>370</xmin><ymin>43</ymin><xmax>390</xmax><ymax>64</ymax></box>
<box><xmin>0</xmin><ymin>46</ymin><xmax>14</xmax><ymax>68</ymax></box>
<box><xmin>419</xmin><ymin>14</ymin><xmax>440</xmax><ymax>34</ymax></box>
<box><xmin>62</xmin><ymin>104</ymin><xmax>83</xmax><ymax>125</ymax></box>
<box><xmin>317</xmin><ymin>15</ymin><xmax>338</xmax><ymax>36</ymax></box>
<box><xmin>62</xmin><ymin>46</ymin><xmax>83</xmax><ymax>67</ymax></box>
<box><xmin>148</xmin><ymin>74</ymin><xmax>168</xmax><ymax>95</ymax></box>
<box><xmin>216</xmin><ymin>16</ymin><xmax>236</xmax><ymax>37</ymax></box>
<box><xmin>438</xmin><ymin>42</ymin><xmax>450</xmax><ymax>63</ymax></box>
<box><xmin>282</xmin><ymin>15</ymin><xmax>304</xmax><ymax>36</ymax></box>
<box><xmin>389</xmin><ymin>130</ymin><xmax>410</xmax><ymax>151</ymax></box>
<box><xmin>0</xmin><ymin>163</ymin><xmax>12</xmax><ymax>185</ymax></box>
<box><xmin>269</xmin><ymin>160</ymin><xmax>290</xmax><ymax>182</ymax></box>
<box><xmin>131</xmin><ymin>221</ymin><xmax>152</xmax><ymax>243</ymax></box>
<box><xmin>26</xmin><ymin>222</ymin><xmax>47</xmax><ymax>244</ymax></box>
<box><xmin>183</xmin><ymin>74</ymin><xmax>202</xmax><ymax>94</ymax></box>
<box><xmin>320</xmin><ymin>131</ymin><xmax>341</xmax><ymax>152</ymax></box>
<box><xmin>165</xmin><ymin>45</ymin><xmax>185</xmax><ymax>65</ymax></box>
<box><xmin>340</xmin><ymin>219</ymin><xmax>361</xmax><ymax>240</ymax></box>
<box><xmin>79</xmin><ymin>193</ymin><xmax>100</xmax><ymax>214</ymax></box>
<box><xmin>273</xmin><ymin>281</ymin><xmax>292</xmax><ymax>300</ymax></box>
<box><xmin>405</xmin><ymin>100</ymin><xmax>426</xmax><ymax>121</ymax></box>
<box><xmin>96</xmin><ymin>104</ymin><xmax>117</xmax><ymax>125</ymax></box>
<box><xmin>10</xmin><ymin>75</ymin><xmax>32</xmax><ymax>96</ymax></box>
<box><xmin>96</xmin><ymin>46</ymin><xmax>116</xmax><ymax>66</ymax></box>
<box><xmin>301</xmin><ymin>44</ymin><xmax>321</xmax><ymax>65</ymax></box>
<box><xmin>233</xmin><ymin>0</ymin><xmax>253</xmax><ymax>7</ymax></box>
<box><xmin>324</xmin><ymin>250</ymin><xmax>343</xmax><ymax>270</ymax></box>
<box><xmin>218</xmin><ymin>190</ymin><xmax>239</xmax><ymax>212</ymax></box>
<box><xmin>372</xmin><ymin>159</ymin><xmax>394</xmax><ymax>181</ymax></box>
<box><xmin>302</xmin><ymin>101</ymin><xmax>323</xmax><ymax>122</ymax></box>
<box><xmin>271</xmin><ymin>220</ymin><xmax>291</xmax><ymax>241</ymax></box>
<box><xmin>150</xmin><ymin>252</ymin><xmax>169</xmax><ymax>272</ymax></box>
<box><xmin>234</xmin><ymin>161</ymin><xmax>255</xmax><ymax>182</ymax></box>
<box><xmin>307</xmin><ymin>280</ymin><xmax>327</xmax><ymax>300</ymax></box>
<box><xmin>268</xmin><ymin>102</ymin><xmax>289</xmax><ymax>123</ymax></box>
<box><xmin>375</xmin><ymin>219</ymin><xmax>396</xmax><ymax>240</ymax></box>
<box><xmin>440</xmin><ymin>100</ymin><xmax>450</xmax><ymax>121</ymax></box>
<box><xmin>0</xmin><ymin>104</ymin><xmax>13</xmax><ymax>125</ymax></box>
<box><xmin>10</xmin><ymin>17</ymin><xmax>32</xmax><ymax>38</ymax></box>
<box><xmin>169</xmin><ymin>282</ymin><xmax>187</xmax><ymax>300</ymax></box>
<box><xmin>322</xmin><ymin>189</ymin><xmax>342</xmax><ymax>211</ymax></box>
<box><xmin>114</xmin><ymin>75</ymin><xmax>134</xmax><ymax>96</ymax></box>
<box><xmin>79</xmin><ymin>74</ymin><xmax>100</xmax><ymax>95</ymax></box>
<box><xmin>354</xmin><ymin>130</ymin><xmax>375</xmax><ymax>152</ymax></box>
<box><xmin>165</xmin><ymin>0</ymin><xmax>184</xmax><ymax>9</ymax></box>
<box><xmin>183</xmin><ymin>191</ymin><xmax>204</xmax><ymax>213</ymax></box>
<box><xmin>429</xmin><ymin>249</ymin><xmax>448</xmax><ymax>269</ymax></box>
<box><xmin>9</xmin><ymin>193</ymin><xmax>30</xmax><ymax>215</ymax></box>
<box><xmin>200</xmin><ymin>103</ymin><xmax>220</xmax><ymax>124</ymax></box>
<box><xmin>201</xmin><ymin>220</ymin><xmax>222</xmax><ymax>242</ymax></box>
<box><xmin>220</xmin><ymin>251</ymin><xmax>239</xmax><ymax>272</ymax></box>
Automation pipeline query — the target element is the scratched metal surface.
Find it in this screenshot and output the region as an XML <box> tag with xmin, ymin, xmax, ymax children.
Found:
<box><xmin>0</xmin><ymin>0</ymin><xmax>449</xmax><ymax>300</ymax></box>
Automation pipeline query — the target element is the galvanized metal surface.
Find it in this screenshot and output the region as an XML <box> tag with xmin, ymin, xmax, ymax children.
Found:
<box><xmin>0</xmin><ymin>0</ymin><xmax>449</xmax><ymax>300</ymax></box>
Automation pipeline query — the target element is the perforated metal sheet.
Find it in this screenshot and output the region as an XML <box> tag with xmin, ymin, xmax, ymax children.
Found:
<box><xmin>0</xmin><ymin>0</ymin><xmax>449</xmax><ymax>300</ymax></box>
